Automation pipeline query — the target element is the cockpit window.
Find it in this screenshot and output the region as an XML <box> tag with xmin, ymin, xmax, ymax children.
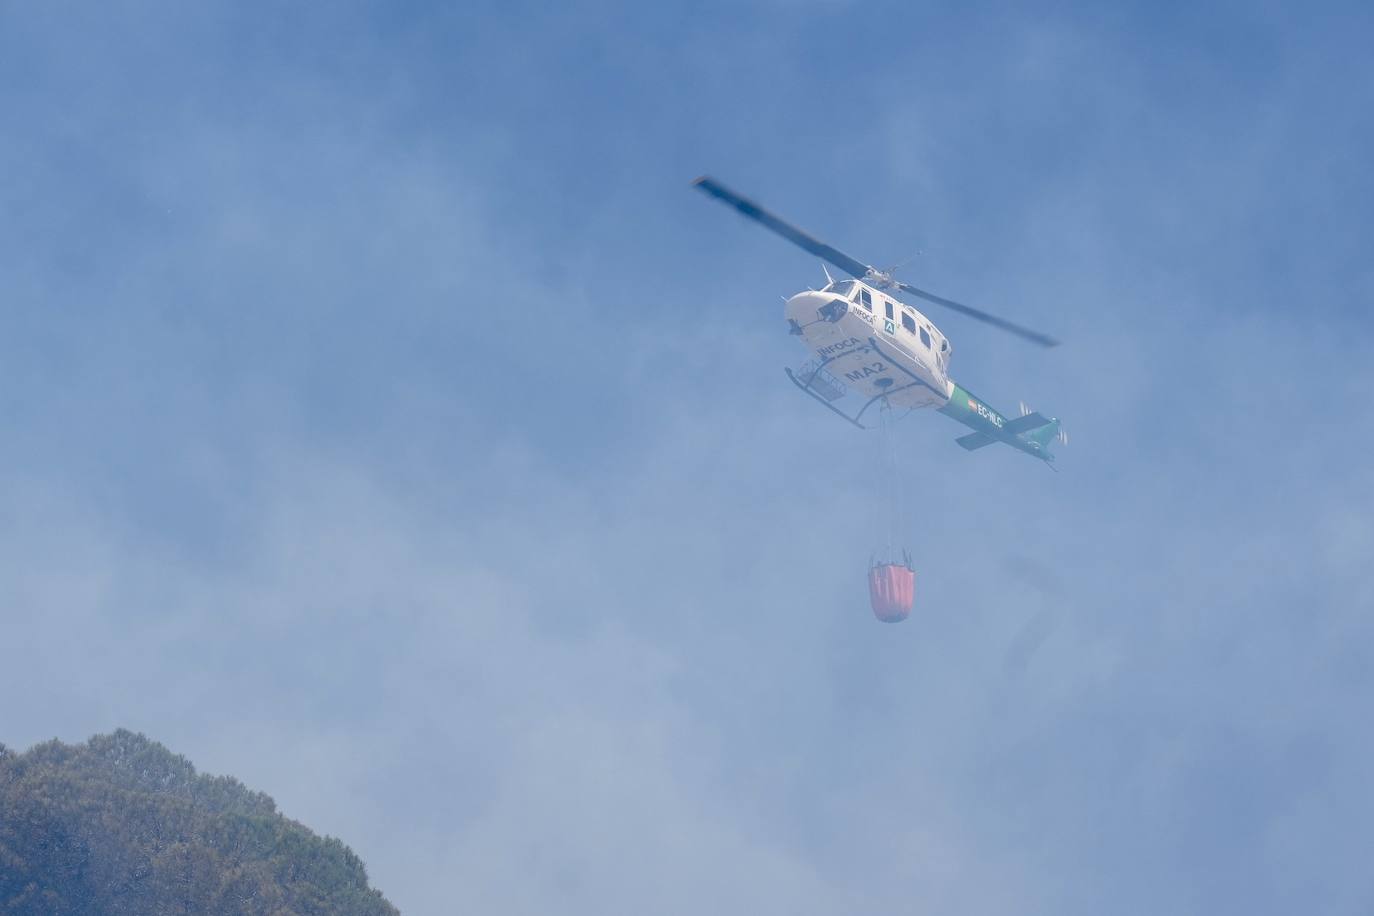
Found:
<box><xmin>826</xmin><ymin>279</ymin><xmax>857</xmax><ymax>298</ymax></box>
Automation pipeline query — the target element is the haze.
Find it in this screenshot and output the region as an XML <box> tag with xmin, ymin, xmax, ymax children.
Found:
<box><xmin>3</xmin><ymin>2</ymin><xmax>1372</xmax><ymax>913</ymax></box>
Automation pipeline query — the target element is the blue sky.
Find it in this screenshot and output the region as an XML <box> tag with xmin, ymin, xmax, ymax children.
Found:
<box><xmin>4</xmin><ymin>2</ymin><xmax>1374</xmax><ymax>913</ymax></box>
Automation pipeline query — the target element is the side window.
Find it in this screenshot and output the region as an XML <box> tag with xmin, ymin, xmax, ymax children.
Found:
<box><xmin>859</xmin><ymin>289</ymin><xmax>872</xmax><ymax>310</ymax></box>
<box><xmin>884</xmin><ymin>301</ymin><xmax>894</xmax><ymax>320</ymax></box>
<box><xmin>920</xmin><ymin>327</ymin><xmax>931</xmax><ymax>348</ymax></box>
<box><xmin>901</xmin><ymin>313</ymin><xmax>916</xmax><ymax>334</ymax></box>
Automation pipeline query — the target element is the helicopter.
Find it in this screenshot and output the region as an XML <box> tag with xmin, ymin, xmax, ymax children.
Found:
<box><xmin>694</xmin><ymin>176</ymin><xmax>1067</xmax><ymax>464</ymax></box>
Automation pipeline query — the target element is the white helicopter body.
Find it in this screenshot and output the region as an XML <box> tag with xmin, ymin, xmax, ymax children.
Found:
<box><xmin>785</xmin><ymin>278</ymin><xmax>952</xmax><ymax>414</ymax></box>
<box><xmin>695</xmin><ymin>176</ymin><xmax>1066</xmax><ymax>462</ymax></box>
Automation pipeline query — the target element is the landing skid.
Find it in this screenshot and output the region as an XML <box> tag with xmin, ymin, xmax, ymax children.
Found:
<box><xmin>784</xmin><ymin>340</ymin><xmax>932</xmax><ymax>430</ymax></box>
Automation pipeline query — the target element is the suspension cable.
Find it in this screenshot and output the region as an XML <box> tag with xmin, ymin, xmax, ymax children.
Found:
<box><xmin>876</xmin><ymin>399</ymin><xmax>895</xmax><ymax>563</ymax></box>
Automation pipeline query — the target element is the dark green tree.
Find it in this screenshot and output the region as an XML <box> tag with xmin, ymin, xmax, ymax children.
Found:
<box><xmin>0</xmin><ymin>730</ymin><xmax>398</xmax><ymax>915</ymax></box>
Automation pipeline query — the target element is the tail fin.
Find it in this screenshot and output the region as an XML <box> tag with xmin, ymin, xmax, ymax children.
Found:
<box><xmin>1017</xmin><ymin>403</ymin><xmax>1065</xmax><ymax>452</ymax></box>
<box><xmin>1026</xmin><ymin>417</ymin><xmax>1063</xmax><ymax>450</ymax></box>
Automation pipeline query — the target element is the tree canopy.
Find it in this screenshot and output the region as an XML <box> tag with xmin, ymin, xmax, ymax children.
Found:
<box><xmin>0</xmin><ymin>730</ymin><xmax>398</xmax><ymax>915</ymax></box>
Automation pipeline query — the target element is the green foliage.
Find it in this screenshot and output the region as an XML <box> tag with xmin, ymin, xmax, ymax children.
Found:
<box><xmin>0</xmin><ymin>730</ymin><xmax>398</xmax><ymax>915</ymax></box>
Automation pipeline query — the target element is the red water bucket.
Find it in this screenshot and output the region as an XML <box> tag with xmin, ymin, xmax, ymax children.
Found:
<box><xmin>869</xmin><ymin>563</ymin><xmax>915</xmax><ymax>623</ymax></box>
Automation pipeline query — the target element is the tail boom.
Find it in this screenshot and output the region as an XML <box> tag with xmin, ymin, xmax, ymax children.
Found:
<box><xmin>938</xmin><ymin>383</ymin><xmax>1061</xmax><ymax>462</ymax></box>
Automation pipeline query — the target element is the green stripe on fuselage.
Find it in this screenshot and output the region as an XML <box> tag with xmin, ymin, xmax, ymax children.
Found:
<box><xmin>939</xmin><ymin>383</ymin><xmax>1054</xmax><ymax>462</ymax></box>
<box><xmin>939</xmin><ymin>383</ymin><xmax>1009</xmax><ymax>434</ymax></box>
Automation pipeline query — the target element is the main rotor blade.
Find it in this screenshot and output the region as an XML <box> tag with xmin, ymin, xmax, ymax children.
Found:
<box><xmin>693</xmin><ymin>176</ymin><xmax>873</xmax><ymax>280</ymax></box>
<box><xmin>896</xmin><ymin>281</ymin><xmax>1060</xmax><ymax>348</ymax></box>
<box><xmin>695</xmin><ymin>175</ymin><xmax>1061</xmax><ymax>348</ymax></box>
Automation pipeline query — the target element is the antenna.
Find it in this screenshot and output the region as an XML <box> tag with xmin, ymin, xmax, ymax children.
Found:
<box><xmin>885</xmin><ymin>247</ymin><xmax>927</xmax><ymax>276</ymax></box>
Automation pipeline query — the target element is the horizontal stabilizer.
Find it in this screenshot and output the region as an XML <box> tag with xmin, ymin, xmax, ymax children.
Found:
<box><xmin>955</xmin><ymin>432</ymin><xmax>997</xmax><ymax>451</ymax></box>
<box><xmin>1001</xmin><ymin>411</ymin><xmax>1051</xmax><ymax>435</ymax></box>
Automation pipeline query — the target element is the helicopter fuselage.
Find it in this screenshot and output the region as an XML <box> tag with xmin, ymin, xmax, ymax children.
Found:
<box><xmin>786</xmin><ymin>281</ymin><xmax>953</xmax><ymax>411</ymax></box>
<box><xmin>786</xmin><ymin>280</ymin><xmax>1061</xmax><ymax>462</ymax></box>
